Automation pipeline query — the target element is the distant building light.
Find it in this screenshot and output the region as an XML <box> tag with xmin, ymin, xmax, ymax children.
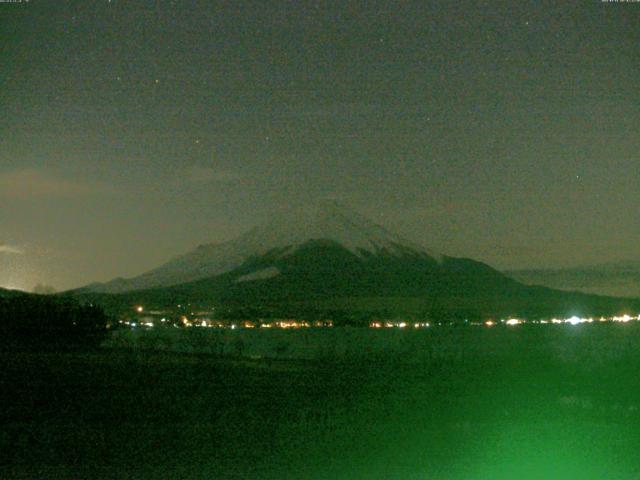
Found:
<box><xmin>565</xmin><ymin>316</ymin><xmax>582</xmax><ymax>325</ymax></box>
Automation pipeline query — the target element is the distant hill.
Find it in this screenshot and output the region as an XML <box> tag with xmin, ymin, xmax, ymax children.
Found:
<box><xmin>0</xmin><ymin>287</ymin><xmax>27</xmax><ymax>298</ymax></box>
<box><xmin>0</xmin><ymin>291</ymin><xmax>110</xmax><ymax>346</ymax></box>
<box><xmin>72</xmin><ymin>203</ymin><xmax>640</xmax><ymax>322</ymax></box>
<box><xmin>508</xmin><ymin>261</ymin><xmax>640</xmax><ymax>299</ymax></box>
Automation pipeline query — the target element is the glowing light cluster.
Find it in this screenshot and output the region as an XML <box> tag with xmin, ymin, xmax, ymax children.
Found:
<box><xmin>121</xmin><ymin>304</ymin><xmax>640</xmax><ymax>331</ymax></box>
<box><xmin>612</xmin><ymin>314</ymin><xmax>636</xmax><ymax>323</ymax></box>
<box><xmin>498</xmin><ymin>314</ymin><xmax>640</xmax><ymax>326</ymax></box>
<box><xmin>564</xmin><ymin>316</ymin><xmax>594</xmax><ymax>325</ymax></box>
<box><xmin>369</xmin><ymin>320</ymin><xmax>429</xmax><ymax>329</ymax></box>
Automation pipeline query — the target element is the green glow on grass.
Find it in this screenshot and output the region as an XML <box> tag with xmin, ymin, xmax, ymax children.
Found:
<box><xmin>447</xmin><ymin>421</ymin><xmax>636</xmax><ymax>480</ymax></box>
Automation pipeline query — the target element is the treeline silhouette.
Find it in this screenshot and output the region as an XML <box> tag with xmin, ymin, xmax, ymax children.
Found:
<box><xmin>0</xmin><ymin>293</ymin><xmax>110</xmax><ymax>348</ymax></box>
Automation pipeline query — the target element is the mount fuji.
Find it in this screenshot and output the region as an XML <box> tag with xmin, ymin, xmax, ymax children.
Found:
<box><xmin>86</xmin><ymin>202</ymin><xmax>440</xmax><ymax>294</ymax></box>
<box><xmin>79</xmin><ymin>202</ymin><xmax>640</xmax><ymax>320</ymax></box>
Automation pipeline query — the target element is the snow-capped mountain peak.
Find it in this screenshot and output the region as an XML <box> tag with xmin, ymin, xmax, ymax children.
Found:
<box><xmin>87</xmin><ymin>201</ymin><xmax>439</xmax><ymax>293</ymax></box>
<box><xmin>239</xmin><ymin>201</ymin><xmax>432</xmax><ymax>257</ymax></box>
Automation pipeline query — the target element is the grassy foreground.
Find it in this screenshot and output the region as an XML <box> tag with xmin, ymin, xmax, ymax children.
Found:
<box><xmin>2</xmin><ymin>324</ymin><xmax>640</xmax><ymax>479</ymax></box>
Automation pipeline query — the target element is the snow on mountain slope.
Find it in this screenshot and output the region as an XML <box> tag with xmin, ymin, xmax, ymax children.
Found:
<box><xmin>235</xmin><ymin>266</ymin><xmax>281</xmax><ymax>283</ymax></box>
<box><xmin>88</xmin><ymin>202</ymin><xmax>440</xmax><ymax>293</ymax></box>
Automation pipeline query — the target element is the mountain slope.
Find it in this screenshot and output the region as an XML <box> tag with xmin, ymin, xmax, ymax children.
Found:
<box><xmin>81</xmin><ymin>240</ymin><xmax>640</xmax><ymax>321</ymax></box>
<box><xmin>85</xmin><ymin>202</ymin><xmax>440</xmax><ymax>293</ymax></box>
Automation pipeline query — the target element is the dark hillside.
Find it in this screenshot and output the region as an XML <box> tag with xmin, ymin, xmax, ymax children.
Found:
<box><xmin>0</xmin><ymin>293</ymin><xmax>110</xmax><ymax>349</ymax></box>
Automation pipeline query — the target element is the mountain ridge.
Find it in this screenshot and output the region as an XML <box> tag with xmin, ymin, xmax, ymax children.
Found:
<box><xmin>85</xmin><ymin>202</ymin><xmax>440</xmax><ymax>293</ymax></box>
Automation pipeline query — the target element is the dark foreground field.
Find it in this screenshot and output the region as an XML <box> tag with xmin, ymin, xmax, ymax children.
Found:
<box><xmin>2</xmin><ymin>325</ymin><xmax>640</xmax><ymax>479</ymax></box>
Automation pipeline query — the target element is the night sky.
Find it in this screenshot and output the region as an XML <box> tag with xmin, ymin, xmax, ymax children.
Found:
<box><xmin>1</xmin><ymin>0</ymin><xmax>638</xmax><ymax>291</ymax></box>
